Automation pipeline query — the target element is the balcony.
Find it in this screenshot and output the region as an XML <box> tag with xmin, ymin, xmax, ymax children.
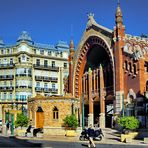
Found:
<box><xmin>43</xmin><ymin>76</ymin><xmax>51</xmax><ymax>82</ymax></box>
<box><xmin>50</xmin><ymin>77</ymin><xmax>58</xmax><ymax>82</ymax></box>
<box><xmin>0</xmin><ymin>63</ymin><xmax>15</xmax><ymax>69</ymax></box>
<box><xmin>16</xmin><ymin>74</ymin><xmax>32</xmax><ymax>77</ymax></box>
<box><xmin>49</xmin><ymin>88</ymin><xmax>58</xmax><ymax>93</ymax></box>
<box><xmin>15</xmin><ymin>86</ymin><xmax>32</xmax><ymax>89</ymax></box>
<box><xmin>35</xmin><ymin>76</ymin><xmax>43</xmax><ymax>81</ymax></box>
<box><xmin>0</xmin><ymin>86</ymin><xmax>14</xmax><ymax>91</ymax></box>
<box><xmin>35</xmin><ymin>87</ymin><xmax>43</xmax><ymax>92</ymax></box>
<box><xmin>43</xmin><ymin>88</ymin><xmax>50</xmax><ymax>93</ymax></box>
<box><xmin>0</xmin><ymin>75</ymin><xmax>14</xmax><ymax>80</ymax></box>
<box><xmin>33</xmin><ymin>64</ymin><xmax>59</xmax><ymax>71</ymax></box>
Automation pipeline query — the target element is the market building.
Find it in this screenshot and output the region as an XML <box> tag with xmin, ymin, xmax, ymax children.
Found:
<box><xmin>67</xmin><ymin>3</ymin><xmax>148</xmax><ymax>128</ymax></box>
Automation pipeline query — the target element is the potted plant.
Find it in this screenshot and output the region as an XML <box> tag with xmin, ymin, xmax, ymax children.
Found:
<box><xmin>63</xmin><ymin>114</ymin><xmax>78</xmax><ymax>136</ymax></box>
<box><xmin>117</xmin><ymin>116</ymin><xmax>139</xmax><ymax>142</ymax></box>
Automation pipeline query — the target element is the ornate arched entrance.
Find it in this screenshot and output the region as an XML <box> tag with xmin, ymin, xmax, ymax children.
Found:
<box><xmin>73</xmin><ymin>35</ymin><xmax>115</xmax><ymax>128</ymax></box>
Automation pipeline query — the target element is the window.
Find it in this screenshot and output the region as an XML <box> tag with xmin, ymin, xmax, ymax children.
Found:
<box><xmin>44</xmin><ymin>60</ymin><xmax>48</xmax><ymax>67</ymax></box>
<box><xmin>52</xmin><ymin>61</ymin><xmax>55</xmax><ymax>67</ymax></box>
<box><xmin>48</xmin><ymin>51</ymin><xmax>51</xmax><ymax>56</ymax></box>
<box><xmin>10</xmin><ymin>93</ymin><xmax>12</xmax><ymax>100</ymax></box>
<box><xmin>18</xmin><ymin>57</ymin><xmax>21</xmax><ymax>63</ymax></box>
<box><xmin>64</xmin><ymin>63</ymin><xmax>67</xmax><ymax>69</ymax></box>
<box><xmin>52</xmin><ymin>83</ymin><xmax>55</xmax><ymax>89</ymax></box>
<box><xmin>1</xmin><ymin>50</ymin><xmax>3</xmax><ymax>54</ymax></box>
<box><xmin>129</xmin><ymin>62</ymin><xmax>132</xmax><ymax>73</ymax></box>
<box><xmin>125</xmin><ymin>61</ymin><xmax>128</xmax><ymax>71</ymax></box>
<box><xmin>133</xmin><ymin>64</ymin><xmax>137</xmax><ymax>75</ymax></box>
<box><xmin>36</xmin><ymin>59</ymin><xmax>40</xmax><ymax>66</ymax></box>
<box><xmin>10</xmin><ymin>58</ymin><xmax>13</xmax><ymax>65</ymax></box>
<box><xmin>4</xmin><ymin>93</ymin><xmax>7</xmax><ymax>100</ymax></box>
<box><xmin>4</xmin><ymin>81</ymin><xmax>6</xmax><ymax>86</ymax></box>
<box><xmin>10</xmin><ymin>81</ymin><xmax>13</xmax><ymax>86</ymax></box>
<box><xmin>40</xmin><ymin>49</ymin><xmax>44</xmax><ymax>55</ymax></box>
<box><xmin>146</xmin><ymin>81</ymin><xmax>148</xmax><ymax>91</ymax></box>
<box><xmin>36</xmin><ymin>82</ymin><xmax>40</xmax><ymax>88</ymax></box>
<box><xmin>44</xmin><ymin>83</ymin><xmax>48</xmax><ymax>89</ymax></box>
<box><xmin>144</xmin><ymin>62</ymin><xmax>148</xmax><ymax>72</ymax></box>
<box><xmin>22</xmin><ymin>55</ymin><xmax>26</xmax><ymax>61</ymax></box>
<box><xmin>53</xmin><ymin>106</ymin><xmax>59</xmax><ymax>119</ymax></box>
<box><xmin>34</xmin><ymin>49</ymin><xmax>36</xmax><ymax>54</ymax></box>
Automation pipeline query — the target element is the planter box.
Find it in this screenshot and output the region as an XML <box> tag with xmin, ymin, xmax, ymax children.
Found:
<box><xmin>121</xmin><ymin>132</ymin><xmax>138</xmax><ymax>142</ymax></box>
<box><xmin>65</xmin><ymin>130</ymin><xmax>76</xmax><ymax>137</ymax></box>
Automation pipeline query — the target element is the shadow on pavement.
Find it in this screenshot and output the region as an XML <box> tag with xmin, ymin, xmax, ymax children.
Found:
<box><xmin>0</xmin><ymin>136</ymin><xmax>42</xmax><ymax>147</ymax></box>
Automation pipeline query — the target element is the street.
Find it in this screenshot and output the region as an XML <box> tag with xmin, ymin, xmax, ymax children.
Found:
<box><xmin>0</xmin><ymin>135</ymin><xmax>148</xmax><ymax>148</ymax></box>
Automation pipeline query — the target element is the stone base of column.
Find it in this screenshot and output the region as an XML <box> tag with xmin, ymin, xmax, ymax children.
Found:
<box><xmin>80</xmin><ymin>114</ymin><xmax>82</xmax><ymax>127</ymax></box>
<box><xmin>99</xmin><ymin>113</ymin><xmax>105</xmax><ymax>128</ymax></box>
<box><xmin>115</xmin><ymin>91</ymin><xmax>124</xmax><ymax>114</ymax></box>
<box><xmin>88</xmin><ymin>113</ymin><xmax>94</xmax><ymax>127</ymax></box>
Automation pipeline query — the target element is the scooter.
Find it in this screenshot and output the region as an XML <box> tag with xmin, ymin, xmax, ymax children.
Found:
<box><xmin>93</xmin><ymin>128</ymin><xmax>104</xmax><ymax>141</ymax></box>
<box><xmin>79</xmin><ymin>128</ymin><xmax>88</xmax><ymax>141</ymax></box>
<box><xmin>79</xmin><ymin>128</ymin><xmax>104</xmax><ymax>141</ymax></box>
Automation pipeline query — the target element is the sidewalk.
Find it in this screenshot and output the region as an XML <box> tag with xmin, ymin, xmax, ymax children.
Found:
<box><xmin>16</xmin><ymin>128</ymin><xmax>147</xmax><ymax>146</ymax></box>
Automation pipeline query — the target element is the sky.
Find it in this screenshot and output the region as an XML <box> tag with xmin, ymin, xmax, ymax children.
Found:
<box><xmin>0</xmin><ymin>0</ymin><xmax>148</xmax><ymax>47</ymax></box>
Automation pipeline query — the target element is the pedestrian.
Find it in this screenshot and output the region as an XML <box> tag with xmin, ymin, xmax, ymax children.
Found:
<box><xmin>87</xmin><ymin>124</ymin><xmax>96</xmax><ymax>148</ymax></box>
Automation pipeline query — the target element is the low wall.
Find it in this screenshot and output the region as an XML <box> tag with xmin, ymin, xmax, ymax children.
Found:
<box><xmin>43</xmin><ymin>126</ymin><xmax>82</xmax><ymax>136</ymax></box>
<box><xmin>137</xmin><ymin>129</ymin><xmax>148</xmax><ymax>139</ymax></box>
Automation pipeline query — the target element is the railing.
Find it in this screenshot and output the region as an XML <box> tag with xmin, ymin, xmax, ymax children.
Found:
<box><xmin>35</xmin><ymin>87</ymin><xmax>43</xmax><ymax>92</ymax></box>
<box><xmin>49</xmin><ymin>88</ymin><xmax>58</xmax><ymax>93</ymax></box>
<box><xmin>15</xmin><ymin>86</ymin><xmax>32</xmax><ymax>89</ymax></box>
<box><xmin>35</xmin><ymin>76</ymin><xmax>43</xmax><ymax>81</ymax></box>
<box><xmin>43</xmin><ymin>88</ymin><xmax>51</xmax><ymax>92</ymax></box>
<box><xmin>0</xmin><ymin>86</ymin><xmax>14</xmax><ymax>91</ymax></box>
<box><xmin>43</xmin><ymin>76</ymin><xmax>51</xmax><ymax>82</ymax></box>
<box><xmin>50</xmin><ymin>77</ymin><xmax>58</xmax><ymax>82</ymax></box>
<box><xmin>0</xmin><ymin>63</ymin><xmax>15</xmax><ymax>69</ymax></box>
<box><xmin>0</xmin><ymin>75</ymin><xmax>14</xmax><ymax>80</ymax></box>
<box><xmin>35</xmin><ymin>76</ymin><xmax>58</xmax><ymax>82</ymax></box>
<box><xmin>33</xmin><ymin>64</ymin><xmax>59</xmax><ymax>71</ymax></box>
<box><xmin>15</xmin><ymin>74</ymin><xmax>32</xmax><ymax>77</ymax></box>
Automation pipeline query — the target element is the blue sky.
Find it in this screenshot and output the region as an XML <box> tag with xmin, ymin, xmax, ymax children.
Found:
<box><xmin>0</xmin><ymin>0</ymin><xmax>148</xmax><ymax>47</ymax></box>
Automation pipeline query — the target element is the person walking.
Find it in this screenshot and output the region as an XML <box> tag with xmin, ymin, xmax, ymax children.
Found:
<box><xmin>87</xmin><ymin>124</ymin><xmax>96</xmax><ymax>148</ymax></box>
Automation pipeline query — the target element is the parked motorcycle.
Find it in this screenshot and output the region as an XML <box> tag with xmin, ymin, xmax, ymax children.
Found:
<box><xmin>79</xmin><ymin>127</ymin><xmax>104</xmax><ymax>141</ymax></box>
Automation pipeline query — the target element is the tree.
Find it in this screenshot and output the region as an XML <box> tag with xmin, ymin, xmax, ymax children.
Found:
<box><xmin>63</xmin><ymin>114</ymin><xmax>78</xmax><ymax>129</ymax></box>
<box><xmin>14</xmin><ymin>113</ymin><xmax>29</xmax><ymax>129</ymax></box>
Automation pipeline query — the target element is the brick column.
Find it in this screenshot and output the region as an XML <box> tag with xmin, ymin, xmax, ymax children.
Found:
<box><xmin>99</xmin><ymin>65</ymin><xmax>105</xmax><ymax>128</ymax></box>
<box><xmin>88</xmin><ymin>68</ymin><xmax>94</xmax><ymax>126</ymax></box>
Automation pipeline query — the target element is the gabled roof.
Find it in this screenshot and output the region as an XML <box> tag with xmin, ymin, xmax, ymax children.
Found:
<box><xmin>86</xmin><ymin>13</ymin><xmax>112</xmax><ymax>34</ymax></box>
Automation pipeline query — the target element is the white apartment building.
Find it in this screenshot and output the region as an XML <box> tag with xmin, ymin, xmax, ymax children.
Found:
<box><xmin>0</xmin><ymin>31</ymin><xmax>69</xmax><ymax>118</ymax></box>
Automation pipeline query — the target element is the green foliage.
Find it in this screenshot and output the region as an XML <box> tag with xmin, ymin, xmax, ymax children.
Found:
<box><xmin>14</xmin><ymin>113</ymin><xmax>29</xmax><ymax>128</ymax></box>
<box><xmin>117</xmin><ymin>116</ymin><xmax>139</xmax><ymax>130</ymax></box>
<box><xmin>63</xmin><ymin>114</ymin><xmax>78</xmax><ymax>129</ymax></box>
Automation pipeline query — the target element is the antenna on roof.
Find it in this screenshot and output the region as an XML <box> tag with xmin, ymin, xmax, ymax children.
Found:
<box><xmin>117</xmin><ymin>0</ymin><xmax>120</xmax><ymax>5</ymax></box>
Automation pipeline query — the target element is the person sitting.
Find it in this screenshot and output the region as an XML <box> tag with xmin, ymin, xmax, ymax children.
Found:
<box><xmin>25</xmin><ymin>125</ymin><xmax>32</xmax><ymax>136</ymax></box>
<box><xmin>87</xmin><ymin>124</ymin><xmax>96</xmax><ymax>148</ymax></box>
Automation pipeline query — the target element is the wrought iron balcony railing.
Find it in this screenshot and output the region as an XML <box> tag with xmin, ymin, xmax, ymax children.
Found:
<box><xmin>33</xmin><ymin>64</ymin><xmax>59</xmax><ymax>71</ymax></box>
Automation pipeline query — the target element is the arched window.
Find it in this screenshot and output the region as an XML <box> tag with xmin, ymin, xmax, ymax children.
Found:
<box><xmin>133</xmin><ymin>64</ymin><xmax>137</xmax><ymax>75</ymax></box>
<box><xmin>125</xmin><ymin>61</ymin><xmax>128</xmax><ymax>71</ymax></box>
<box><xmin>53</xmin><ymin>106</ymin><xmax>59</xmax><ymax>119</ymax></box>
<box><xmin>146</xmin><ymin>81</ymin><xmax>148</xmax><ymax>91</ymax></box>
<box><xmin>129</xmin><ymin>62</ymin><xmax>132</xmax><ymax>73</ymax></box>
